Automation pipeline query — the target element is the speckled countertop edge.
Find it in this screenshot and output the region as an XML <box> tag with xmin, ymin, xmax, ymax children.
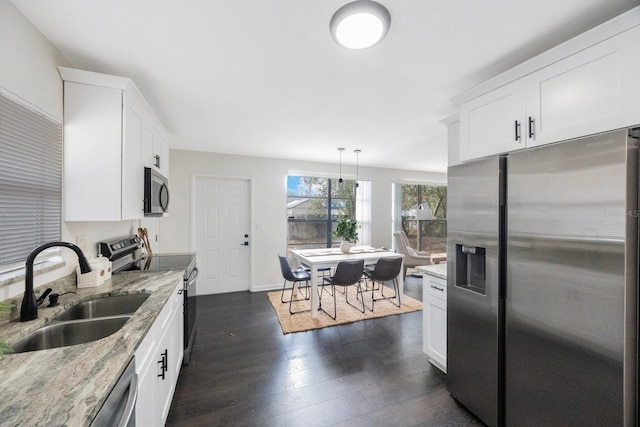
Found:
<box><xmin>416</xmin><ymin>264</ymin><xmax>447</xmax><ymax>280</ymax></box>
<box><xmin>0</xmin><ymin>270</ymin><xmax>184</xmax><ymax>427</ymax></box>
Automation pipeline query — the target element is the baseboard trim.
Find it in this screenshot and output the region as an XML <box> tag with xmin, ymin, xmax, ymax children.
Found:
<box><xmin>251</xmin><ymin>283</ymin><xmax>281</xmax><ymax>293</ymax></box>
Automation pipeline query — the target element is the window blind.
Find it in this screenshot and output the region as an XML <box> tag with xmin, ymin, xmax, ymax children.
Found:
<box><xmin>0</xmin><ymin>92</ymin><xmax>62</xmax><ymax>267</ymax></box>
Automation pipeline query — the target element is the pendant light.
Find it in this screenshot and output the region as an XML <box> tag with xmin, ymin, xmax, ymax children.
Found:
<box><xmin>330</xmin><ymin>1</ymin><xmax>391</xmax><ymax>50</ymax></box>
<box><xmin>337</xmin><ymin>147</ymin><xmax>345</xmax><ymax>184</ymax></box>
<box><xmin>354</xmin><ymin>149</ymin><xmax>361</xmax><ymax>189</ymax></box>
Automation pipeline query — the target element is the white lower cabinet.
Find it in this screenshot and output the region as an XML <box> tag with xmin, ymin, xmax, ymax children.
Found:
<box><xmin>423</xmin><ymin>273</ymin><xmax>447</xmax><ymax>373</ymax></box>
<box><xmin>135</xmin><ymin>280</ymin><xmax>184</xmax><ymax>426</ymax></box>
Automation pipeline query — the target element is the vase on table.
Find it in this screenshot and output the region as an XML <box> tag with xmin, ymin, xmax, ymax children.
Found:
<box><xmin>340</xmin><ymin>241</ymin><xmax>351</xmax><ymax>254</ymax></box>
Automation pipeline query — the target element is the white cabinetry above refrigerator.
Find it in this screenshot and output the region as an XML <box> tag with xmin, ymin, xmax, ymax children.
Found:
<box><xmin>457</xmin><ymin>11</ymin><xmax>640</xmax><ymax>162</ymax></box>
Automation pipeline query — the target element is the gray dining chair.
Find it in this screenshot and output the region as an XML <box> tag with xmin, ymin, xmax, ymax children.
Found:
<box><xmin>319</xmin><ymin>259</ymin><xmax>365</xmax><ymax>320</ymax></box>
<box><xmin>363</xmin><ymin>257</ymin><xmax>403</xmax><ymax>310</ymax></box>
<box><xmin>300</xmin><ymin>262</ymin><xmax>333</xmax><ymax>290</ymax></box>
<box><xmin>278</xmin><ymin>255</ymin><xmax>311</xmax><ymax>314</ymax></box>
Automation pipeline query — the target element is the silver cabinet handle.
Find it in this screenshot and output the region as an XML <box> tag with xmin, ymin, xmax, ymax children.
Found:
<box><xmin>430</xmin><ymin>285</ymin><xmax>444</xmax><ymax>292</ymax></box>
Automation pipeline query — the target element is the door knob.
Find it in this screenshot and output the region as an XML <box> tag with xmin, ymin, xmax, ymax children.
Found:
<box><xmin>240</xmin><ymin>242</ymin><xmax>249</xmax><ymax>246</ymax></box>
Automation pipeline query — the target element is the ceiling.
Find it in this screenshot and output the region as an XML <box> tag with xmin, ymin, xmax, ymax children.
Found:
<box><xmin>10</xmin><ymin>0</ymin><xmax>640</xmax><ymax>173</ymax></box>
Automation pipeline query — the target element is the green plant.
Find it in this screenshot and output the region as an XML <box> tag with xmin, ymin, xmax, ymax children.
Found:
<box><xmin>334</xmin><ymin>216</ymin><xmax>359</xmax><ymax>243</ymax></box>
<box><xmin>0</xmin><ymin>302</ymin><xmax>13</xmax><ymax>357</ymax></box>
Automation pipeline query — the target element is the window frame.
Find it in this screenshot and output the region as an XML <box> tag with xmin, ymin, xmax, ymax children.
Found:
<box><xmin>286</xmin><ymin>175</ymin><xmax>369</xmax><ymax>254</ymax></box>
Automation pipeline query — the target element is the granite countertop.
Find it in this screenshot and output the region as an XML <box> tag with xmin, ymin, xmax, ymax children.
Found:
<box><xmin>416</xmin><ymin>263</ymin><xmax>447</xmax><ymax>280</ymax></box>
<box><xmin>0</xmin><ymin>270</ymin><xmax>184</xmax><ymax>426</ymax></box>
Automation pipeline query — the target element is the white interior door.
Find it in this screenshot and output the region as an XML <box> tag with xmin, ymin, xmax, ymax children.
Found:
<box><xmin>194</xmin><ymin>177</ymin><xmax>250</xmax><ymax>294</ymax></box>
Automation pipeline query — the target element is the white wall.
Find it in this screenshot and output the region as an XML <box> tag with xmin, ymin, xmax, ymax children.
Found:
<box><xmin>0</xmin><ymin>0</ymin><xmax>69</xmax><ymax>120</ymax></box>
<box><xmin>161</xmin><ymin>150</ymin><xmax>446</xmax><ymax>290</ymax></box>
<box><xmin>0</xmin><ymin>0</ymin><xmax>143</xmax><ymax>300</ymax></box>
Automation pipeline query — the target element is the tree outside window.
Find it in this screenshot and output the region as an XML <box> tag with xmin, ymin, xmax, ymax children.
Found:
<box><xmin>287</xmin><ymin>176</ymin><xmax>356</xmax><ymax>254</ymax></box>
<box><xmin>401</xmin><ymin>184</ymin><xmax>447</xmax><ymax>253</ymax></box>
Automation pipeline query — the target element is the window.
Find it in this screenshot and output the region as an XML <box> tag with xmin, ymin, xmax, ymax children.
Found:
<box><xmin>287</xmin><ymin>175</ymin><xmax>370</xmax><ymax>254</ymax></box>
<box><xmin>0</xmin><ymin>92</ymin><xmax>62</xmax><ymax>270</ymax></box>
<box><xmin>398</xmin><ymin>184</ymin><xmax>447</xmax><ymax>253</ymax></box>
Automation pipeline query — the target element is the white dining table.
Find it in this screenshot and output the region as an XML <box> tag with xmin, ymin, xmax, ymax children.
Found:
<box><xmin>290</xmin><ymin>247</ymin><xmax>404</xmax><ymax>318</ymax></box>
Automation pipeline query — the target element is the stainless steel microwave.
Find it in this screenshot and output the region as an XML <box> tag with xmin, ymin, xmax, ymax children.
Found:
<box><xmin>144</xmin><ymin>167</ymin><xmax>169</xmax><ymax>216</ymax></box>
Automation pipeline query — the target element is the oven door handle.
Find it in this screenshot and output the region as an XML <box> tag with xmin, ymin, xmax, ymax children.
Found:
<box><xmin>186</xmin><ymin>267</ymin><xmax>199</xmax><ymax>283</ymax></box>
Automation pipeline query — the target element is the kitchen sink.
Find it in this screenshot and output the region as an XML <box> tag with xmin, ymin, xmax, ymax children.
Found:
<box><xmin>9</xmin><ymin>294</ymin><xmax>148</xmax><ymax>353</ymax></box>
<box><xmin>55</xmin><ymin>293</ymin><xmax>149</xmax><ymax>321</ymax></box>
<box><xmin>11</xmin><ymin>316</ymin><xmax>131</xmax><ymax>353</ymax></box>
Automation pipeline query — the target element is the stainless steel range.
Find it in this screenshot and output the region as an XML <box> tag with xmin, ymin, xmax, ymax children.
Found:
<box><xmin>99</xmin><ymin>236</ymin><xmax>198</xmax><ymax>365</ymax></box>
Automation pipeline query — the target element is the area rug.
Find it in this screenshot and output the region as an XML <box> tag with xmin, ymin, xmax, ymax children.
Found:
<box><xmin>267</xmin><ymin>285</ymin><xmax>423</xmax><ymax>334</ymax></box>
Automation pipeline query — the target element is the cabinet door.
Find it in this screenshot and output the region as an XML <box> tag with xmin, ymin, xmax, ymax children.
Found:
<box><xmin>153</xmin><ymin>134</ymin><xmax>170</xmax><ymax>178</ymax></box>
<box><xmin>155</xmin><ymin>322</ymin><xmax>173</xmax><ymax>427</ymax></box>
<box><xmin>142</xmin><ymin>124</ymin><xmax>170</xmax><ymax>178</ymax></box>
<box><xmin>122</xmin><ymin>94</ymin><xmax>144</xmax><ymax>220</ymax></box>
<box><xmin>155</xmin><ymin>284</ymin><xmax>182</xmax><ymax>426</ymax></box>
<box><xmin>171</xmin><ymin>295</ymin><xmax>184</xmax><ymax>379</ymax></box>
<box><xmin>526</xmin><ymin>25</ymin><xmax>640</xmax><ymax>148</ymax></box>
<box><xmin>423</xmin><ymin>276</ymin><xmax>447</xmax><ymax>372</ymax></box>
<box><xmin>459</xmin><ymin>80</ymin><xmax>526</xmax><ymax>161</ymax></box>
<box><xmin>63</xmin><ymin>83</ymin><xmax>123</xmax><ymax>221</ymax></box>
<box><xmin>135</xmin><ymin>349</ymin><xmax>157</xmax><ymax>426</ymax></box>
<box><xmin>135</xmin><ymin>324</ymin><xmax>157</xmax><ymax>427</ymax></box>
<box><xmin>141</xmin><ymin>124</ymin><xmax>154</xmax><ymax>171</ymax></box>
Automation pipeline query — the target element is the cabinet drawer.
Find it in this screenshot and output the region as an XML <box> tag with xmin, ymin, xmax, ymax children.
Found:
<box><xmin>426</xmin><ymin>278</ymin><xmax>447</xmax><ymax>301</ymax></box>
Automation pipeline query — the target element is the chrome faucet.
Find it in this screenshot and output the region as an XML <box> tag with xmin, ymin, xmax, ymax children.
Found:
<box><xmin>20</xmin><ymin>242</ymin><xmax>92</xmax><ymax>322</ymax></box>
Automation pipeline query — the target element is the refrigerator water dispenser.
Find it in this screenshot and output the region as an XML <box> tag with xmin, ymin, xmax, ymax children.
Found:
<box><xmin>455</xmin><ymin>244</ymin><xmax>486</xmax><ymax>294</ymax></box>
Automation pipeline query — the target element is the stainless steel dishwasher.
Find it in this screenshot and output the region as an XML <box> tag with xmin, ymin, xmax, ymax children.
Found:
<box><xmin>91</xmin><ymin>357</ymin><xmax>137</xmax><ymax>427</ymax></box>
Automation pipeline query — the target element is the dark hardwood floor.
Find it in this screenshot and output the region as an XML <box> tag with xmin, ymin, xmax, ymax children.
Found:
<box><xmin>166</xmin><ymin>275</ymin><xmax>482</xmax><ymax>426</ymax></box>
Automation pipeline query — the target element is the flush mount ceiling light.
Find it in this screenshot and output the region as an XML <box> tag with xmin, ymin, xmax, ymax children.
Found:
<box><xmin>330</xmin><ymin>0</ymin><xmax>391</xmax><ymax>50</ymax></box>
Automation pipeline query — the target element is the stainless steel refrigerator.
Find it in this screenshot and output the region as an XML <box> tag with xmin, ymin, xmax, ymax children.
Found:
<box><xmin>447</xmin><ymin>129</ymin><xmax>638</xmax><ymax>426</ymax></box>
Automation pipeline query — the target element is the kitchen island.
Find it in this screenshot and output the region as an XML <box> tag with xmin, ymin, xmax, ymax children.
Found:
<box><xmin>417</xmin><ymin>263</ymin><xmax>447</xmax><ymax>373</ymax></box>
<box><xmin>0</xmin><ymin>269</ymin><xmax>184</xmax><ymax>426</ymax></box>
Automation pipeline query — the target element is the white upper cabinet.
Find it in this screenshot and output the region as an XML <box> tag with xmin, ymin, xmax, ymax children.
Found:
<box><xmin>525</xmin><ymin>25</ymin><xmax>640</xmax><ymax>148</ymax></box>
<box><xmin>122</xmin><ymin>94</ymin><xmax>144</xmax><ymax>219</ymax></box>
<box><xmin>456</xmin><ymin>9</ymin><xmax>640</xmax><ymax>162</ymax></box>
<box><xmin>59</xmin><ymin>67</ymin><xmax>171</xmax><ymax>221</ymax></box>
<box><xmin>460</xmin><ymin>80</ymin><xmax>526</xmax><ymax>161</ymax></box>
<box><xmin>142</xmin><ymin>122</ymin><xmax>170</xmax><ymax>178</ymax></box>
<box><xmin>62</xmin><ymin>81</ymin><xmax>143</xmax><ymax>221</ymax></box>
